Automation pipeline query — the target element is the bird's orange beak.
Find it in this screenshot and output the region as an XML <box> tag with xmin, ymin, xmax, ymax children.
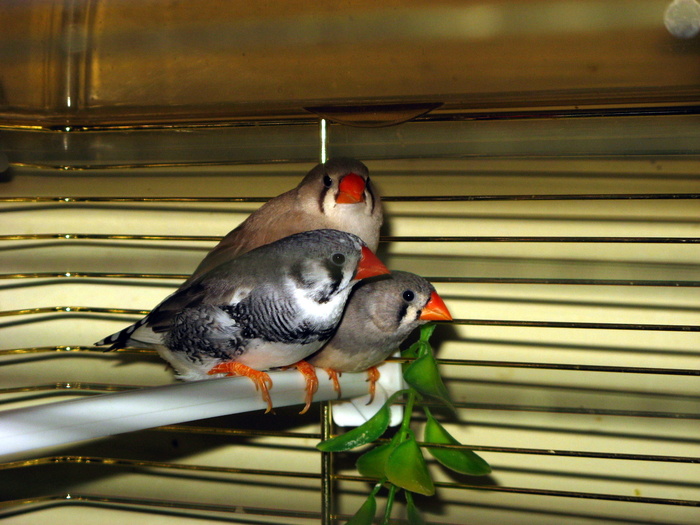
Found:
<box><xmin>420</xmin><ymin>291</ymin><xmax>453</xmax><ymax>321</ymax></box>
<box><xmin>336</xmin><ymin>173</ymin><xmax>366</xmax><ymax>204</ymax></box>
<box><xmin>355</xmin><ymin>246</ymin><xmax>390</xmax><ymax>280</ymax></box>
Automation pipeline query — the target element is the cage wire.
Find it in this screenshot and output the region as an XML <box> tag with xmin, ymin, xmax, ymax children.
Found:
<box><xmin>0</xmin><ymin>109</ymin><xmax>699</xmax><ymax>525</ymax></box>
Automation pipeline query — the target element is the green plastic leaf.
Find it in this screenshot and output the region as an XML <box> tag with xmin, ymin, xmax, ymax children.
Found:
<box><xmin>356</xmin><ymin>431</ymin><xmax>402</xmax><ymax>479</ymax></box>
<box><xmin>402</xmin><ymin>341</ymin><xmax>419</xmax><ymax>361</ymax></box>
<box><xmin>403</xmin><ymin>351</ymin><xmax>455</xmax><ymax>412</ymax></box>
<box><xmin>316</xmin><ymin>402</ymin><xmax>391</xmax><ymax>452</ymax></box>
<box><xmin>405</xmin><ymin>491</ymin><xmax>427</xmax><ymax>525</ymax></box>
<box><xmin>345</xmin><ymin>491</ymin><xmax>377</xmax><ymax>525</ymax></box>
<box><xmin>419</xmin><ymin>323</ymin><xmax>436</xmax><ymax>342</ymax></box>
<box><xmin>424</xmin><ymin>411</ymin><xmax>491</xmax><ymax>476</ymax></box>
<box><xmin>356</xmin><ymin>442</ymin><xmax>393</xmax><ymax>479</ymax></box>
<box><xmin>385</xmin><ymin>434</ymin><xmax>435</xmax><ymax>496</ymax></box>
<box><xmin>402</xmin><ymin>324</ymin><xmax>435</xmax><ymax>361</ymax></box>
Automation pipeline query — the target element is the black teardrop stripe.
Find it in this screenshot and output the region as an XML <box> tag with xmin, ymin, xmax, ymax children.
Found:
<box><xmin>318</xmin><ymin>260</ymin><xmax>344</xmax><ymax>303</ymax></box>
<box><xmin>289</xmin><ymin>260</ymin><xmax>344</xmax><ymax>305</ymax></box>
<box><xmin>318</xmin><ymin>181</ymin><xmax>329</xmax><ymax>215</ymax></box>
<box><xmin>396</xmin><ymin>302</ymin><xmax>409</xmax><ymax>326</ymax></box>
<box><xmin>366</xmin><ymin>178</ymin><xmax>376</xmax><ymax>214</ymax></box>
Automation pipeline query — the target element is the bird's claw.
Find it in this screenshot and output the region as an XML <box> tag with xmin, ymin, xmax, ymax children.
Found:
<box><xmin>365</xmin><ymin>366</ymin><xmax>380</xmax><ymax>405</ymax></box>
<box><xmin>208</xmin><ymin>361</ymin><xmax>275</xmax><ymax>413</ymax></box>
<box><xmin>324</xmin><ymin>369</ymin><xmax>343</xmax><ymax>399</ymax></box>
<box><xmin>293</xmin><ymin>360</ymin><xmax>319</xmax><ymax>414</ymax></box>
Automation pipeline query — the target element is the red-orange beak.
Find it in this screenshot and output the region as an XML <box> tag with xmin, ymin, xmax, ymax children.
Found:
<box><xmin>355</xmin><ymin>246</ymin><xmax>390</xmax><ymax>280</ymax></box>
<box><xmin>420</xmin><ymin>291</ymin><xmax>453</xmax><ymax>321</ymax></box>
<box><xmin>336</xmin><ymin>173</ymin><xmax>366</xmax><ymax>204</ymax></box>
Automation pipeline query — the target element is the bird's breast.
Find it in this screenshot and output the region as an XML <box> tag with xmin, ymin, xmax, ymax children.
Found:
<box><xmin>234</xmin><ymin>339</ymin><xmax>325</xmax><ymax>370</ymax></box>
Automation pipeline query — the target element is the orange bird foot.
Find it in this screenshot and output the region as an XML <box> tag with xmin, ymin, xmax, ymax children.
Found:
<box><xmin>292</xmin><ymin>360</ymin><xmax>319</xmax><ymax>414</ymax></box>
<box><xmin>323</xmin><ymin>369</ymin><xmax>343</xmax><ymax>399</ymax></box>
<box><xmin>365</xmin><ymin>366</ymin><xmax>381</xmax><ymax>405</ymax></box>
<box><xmin>208</xmin><ymin>361</ymin><xmax>274</xmax><ymax>414</ymax></box>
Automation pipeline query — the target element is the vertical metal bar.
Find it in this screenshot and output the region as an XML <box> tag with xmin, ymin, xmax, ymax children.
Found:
<box><xmin>319</xmin><ymin>119</ymin><xmax>328</xmax><ymax>163</ymax></box>
<box><xmin>319</xmin><ymin>115</ymin><xmax>332</xmax><ymax>524</ymax></box>
<box><xmin>320</xmin><ymin>401</ymin><xmax>334</xmax><ymax>525</ymax></box>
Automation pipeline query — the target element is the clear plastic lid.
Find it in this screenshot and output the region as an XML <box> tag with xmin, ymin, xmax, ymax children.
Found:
<box><xmin>1</xmin><ymin>0</ymin><xmax>699</xmax><ymax>127</ymax></box>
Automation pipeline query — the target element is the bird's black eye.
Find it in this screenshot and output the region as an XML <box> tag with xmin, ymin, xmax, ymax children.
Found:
<box><xmin>402</xmin><ymin>290</ymin><xmax>415</xmax><ymax>302</ymax></box>
<box><xmin>332</xmin><ymin>253</ymin><xmax>345</xmax><ymax>265</ymax></box>
<box><xmin>323</xmin><ymin>174</ymin><xmax>333</xmax><ymax>188</ymax></box>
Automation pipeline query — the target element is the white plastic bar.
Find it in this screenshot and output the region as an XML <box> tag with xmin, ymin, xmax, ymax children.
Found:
<box><xmin>0</xmin><ymin>369</ymin><xmax>376</xmax><ymax>458</ymax></box>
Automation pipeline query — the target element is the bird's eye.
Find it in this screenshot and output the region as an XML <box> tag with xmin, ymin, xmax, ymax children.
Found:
<box><xmin>332</xmin><ymin>253</ymin><xmax>345</xmax><ymax>265</ymax></box>
<box><xmin>402</xmin><ymin>290</ymin><xmax>415</xmax><ymax>302</ymax></box>
<box><xmin>323</xmin><ymin>174</ymin><xmax>333</xmax><ymax>188</ymax></box>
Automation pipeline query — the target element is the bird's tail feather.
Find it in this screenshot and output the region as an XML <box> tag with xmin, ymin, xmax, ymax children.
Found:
<box><xmin>94</xmin><ymin>316</ymin><xmax>150</xmax><ymax>350</ymax></box>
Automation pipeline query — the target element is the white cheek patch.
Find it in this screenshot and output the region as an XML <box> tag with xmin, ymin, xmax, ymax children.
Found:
<box><xmin>292</xmin><ymin>284</ymin><xmax>347</xmax><ymax>323</ymax></box>
<box><xmin>404</xmin><ymin>305</ymin><xmax>422</xmax><ymax>326</ymax></box>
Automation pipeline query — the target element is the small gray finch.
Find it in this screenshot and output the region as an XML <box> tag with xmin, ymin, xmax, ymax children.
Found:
<box><xmin>189</xmin><ymin>157</ymin><xmax>383</xmax><ymax>280</ymax></box>
<box><xmin>95</xmin><ymin>229</ymin><xmax>390</xmax><ymax>413</ymax></box>
<box><xmin>307</xmin><ymin>271</ymin><xmax>452</xmax><ymax>403</ymax></box>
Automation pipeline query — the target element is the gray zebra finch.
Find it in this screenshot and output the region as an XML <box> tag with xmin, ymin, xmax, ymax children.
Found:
<box><xmin>96</xmin><ymin>229</ymin><xmax>390</xmax><ymax>414</ymax></box>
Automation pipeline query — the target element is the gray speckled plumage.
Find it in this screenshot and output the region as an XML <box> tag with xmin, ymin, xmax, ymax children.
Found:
<box><xmin>188</xmin><ymin>157</ymin><xmax>383</xmax><ymax>280</ymax></box>
<box><xmin>95</xmin><ymin>229</ymin><xmax>381</xmax><ymax>382</ymax></box>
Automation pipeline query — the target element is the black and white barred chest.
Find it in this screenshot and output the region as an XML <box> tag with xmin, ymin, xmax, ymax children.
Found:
<box><xmin>222</xmin><ymin>299</ymin><xmax>337</xmax><ymax>345</ymax></box>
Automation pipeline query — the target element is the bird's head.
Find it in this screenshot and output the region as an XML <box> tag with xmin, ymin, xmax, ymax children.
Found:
<box><xmin>357</xmin><ymin>271</ymin><xmax>452</xmax><ymax>335</ymax></box>
<box><xmin>284</xmin><ymin>229</ymin><xmax>389</xmax><ymax>306</ymax></box>
<box><xmin>298</xmin><ymin>157</ymin><xmax>380</xmax><ymax>216</ymax></box>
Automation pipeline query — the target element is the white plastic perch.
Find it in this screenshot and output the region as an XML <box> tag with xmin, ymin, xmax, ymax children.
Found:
<box><xmin>0</xmin><ymin>364</ymin><xmax>403</xmax><ymax>459</ymax></box>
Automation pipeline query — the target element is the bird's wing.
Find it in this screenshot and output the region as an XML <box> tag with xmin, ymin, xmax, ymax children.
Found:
<box><xmin>154</xmin><ymin>254</ymin><xmax>263</xmax><ymax>325</ymax></box>
<box><xmin>146</xmin><ymin>280</ymin><xmax>210</xmax><ymax>333</ymax></box>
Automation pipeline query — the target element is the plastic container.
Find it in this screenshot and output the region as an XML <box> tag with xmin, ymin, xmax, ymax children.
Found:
<box><xmin>1</xmin><ymin>0</ymin><xmax>699</xmax><ymax>127</ymax></box>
